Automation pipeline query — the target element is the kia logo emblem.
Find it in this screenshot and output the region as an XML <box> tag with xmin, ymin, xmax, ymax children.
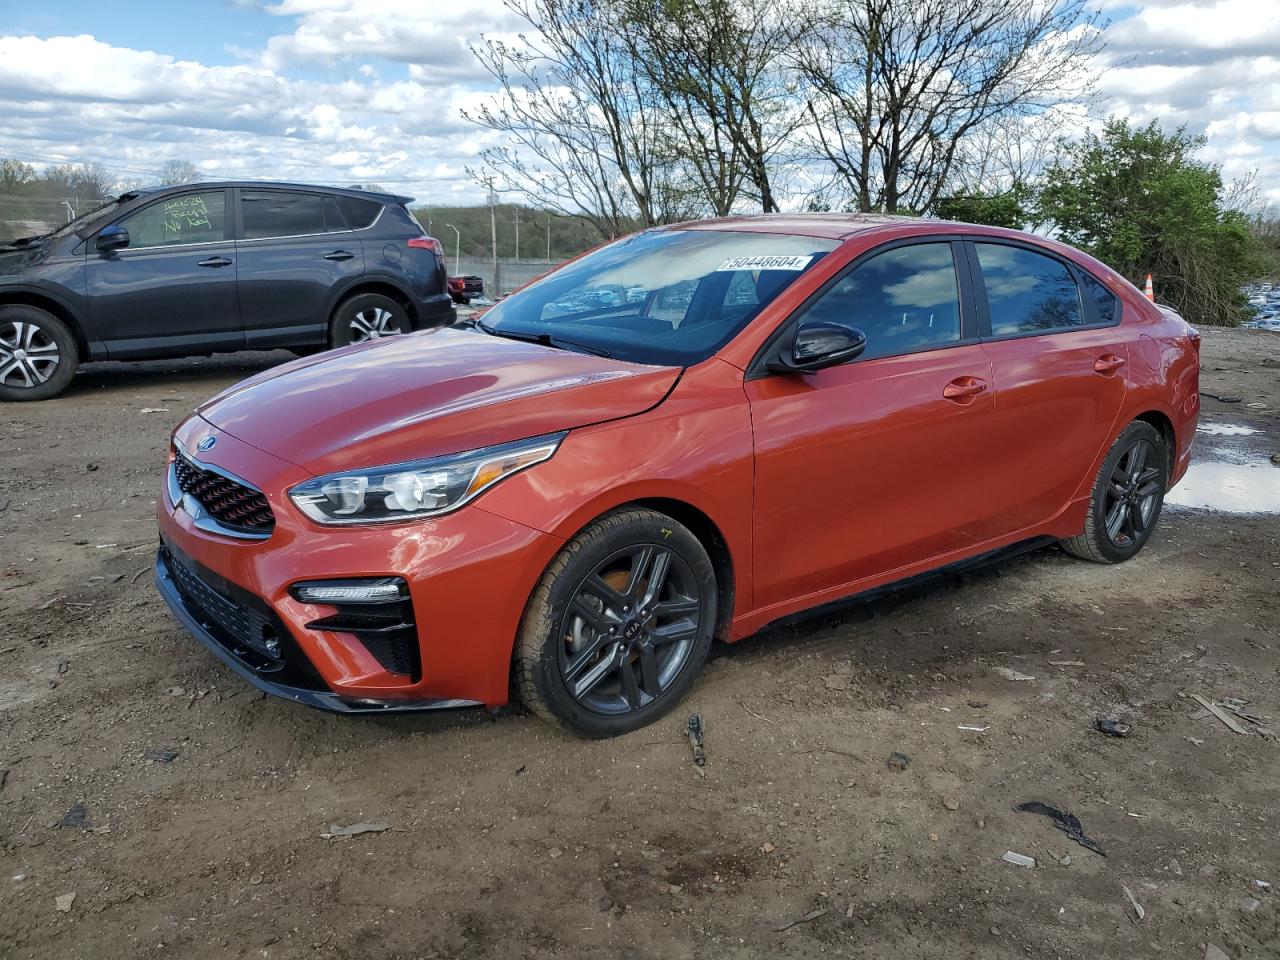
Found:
<box><xmin>196</xmin><ymin>436</ymin><xmax>217</xmax><ymax>453</ymax></box>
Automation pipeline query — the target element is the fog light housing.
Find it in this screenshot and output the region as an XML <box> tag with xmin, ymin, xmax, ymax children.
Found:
<box><xmin>291</xmin><ymin>579</ymin><xmax>406</xmax><ymax>605</ymax></box>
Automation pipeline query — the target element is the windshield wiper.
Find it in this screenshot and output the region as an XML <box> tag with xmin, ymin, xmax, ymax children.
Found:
<box><xmin>474</xmin><ymin>320</ymin><xmax>615</xmax><ymax>359</ymax></box>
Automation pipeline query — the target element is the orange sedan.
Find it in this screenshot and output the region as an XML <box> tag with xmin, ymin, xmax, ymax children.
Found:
<box><xmin>155</xmin><ymin>215</ymin><xmax>1200</xmax><ymax>737</ymax></box>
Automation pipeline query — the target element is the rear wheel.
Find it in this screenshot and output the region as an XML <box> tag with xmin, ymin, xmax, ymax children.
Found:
<box><xmin>328</xmin><ymin>292</ymin><xmax>410</xmax><ymax>348</ymax></box>
<box><xmin>516</xmin><ymin>509</ymin><xmax>717</xmax><ymax>738</ymax></box>
<box><xmin>1060</xmin><ymin>421</ymin><xmax>1167</xmax><ymax>563</ymax></box>
<box><xmin>0</xmin><ymin>305</ymin><xmax>78</xmax><ymax>401</ymax></box>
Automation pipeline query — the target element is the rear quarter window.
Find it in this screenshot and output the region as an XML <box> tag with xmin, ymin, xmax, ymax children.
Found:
<box><xmin>336</xmin><ymin>195</ymin><xmax>383</xmax><ymax>230</ymax></box>
<box><xmin>1079</xmin><ymin>271</ymin><xmax>1120</xmax><ymax>324</ymax></box>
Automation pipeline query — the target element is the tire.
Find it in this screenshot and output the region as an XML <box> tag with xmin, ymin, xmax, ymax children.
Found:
<box><xmin>515</xmin><ymin>508</ymin><xmax>717</xmax><ymax>738</ymax></box>
<box><xmin>1060</xmin><ymin>421</ymin><xmax>1167</xmax><ymax>564</ymax></box>
<box><xmin>0</xmin><ymin>305</ymin><xmax>79</xmax><ymax>402</ymax></box>
<box><xmin>328</xmin><ymin>292</ymin><xmax>410</xmax><ymax>348</ymax></box>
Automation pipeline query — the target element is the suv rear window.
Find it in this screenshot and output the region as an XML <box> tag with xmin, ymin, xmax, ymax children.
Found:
<box><xmin>242</xmin><ymin>191</ymin><xmax>330</xmax><ymax>239</ymax></box>
<box><xmin>335</xmin><ymin>195</ymin><xmax>382</xmax><ymax>230</ymax></box>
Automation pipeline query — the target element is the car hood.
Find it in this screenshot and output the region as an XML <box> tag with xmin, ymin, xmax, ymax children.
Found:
<box><xmin>198</xmin><ymin>326</ymin><xmax>681</xmax><ymax>476</ymax></box>
<box><xmin>0</xmin><ymin>244</ymin><xmax>48</xmax><ymax>274</ymax></box>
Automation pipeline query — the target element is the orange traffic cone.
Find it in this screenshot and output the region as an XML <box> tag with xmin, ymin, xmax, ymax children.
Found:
<box><xmin>1143</xmin><ymin>274</ymin><xmax>1154</xmax><ymax>302</ymax></box>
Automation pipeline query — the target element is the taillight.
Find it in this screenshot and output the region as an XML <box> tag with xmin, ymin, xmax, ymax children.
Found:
<box><xmin>408</xmin><ymin>236</ymin><xmax>442</xmax><ymax>254</ymax></box>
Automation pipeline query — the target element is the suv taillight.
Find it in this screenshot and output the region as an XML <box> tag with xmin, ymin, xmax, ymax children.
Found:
<box><xmin>408</xmin><ymin>236</ymin><xmax>442</xmax><ymax>255</ymax></box>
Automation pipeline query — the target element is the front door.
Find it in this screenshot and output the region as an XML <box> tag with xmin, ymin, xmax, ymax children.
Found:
<box><xmin>86</xmin><ymin>189</ymin><xmax>241</xmax><ymax>359</ymax></box>
<box><xmin>746</xmin><ymin>241</ymin><xmax>993</xmax><ymax>611</ymax></box>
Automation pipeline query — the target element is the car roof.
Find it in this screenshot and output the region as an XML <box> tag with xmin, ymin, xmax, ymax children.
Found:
<box><xmin>123</xmin><ymin>181</ymin><xmax>413</xmax><ymax>205</ymax></box>
<box><xmin>665</xmin><ymin>212</ymin><xmax>1032</xmax><ymax>242</ymax></box>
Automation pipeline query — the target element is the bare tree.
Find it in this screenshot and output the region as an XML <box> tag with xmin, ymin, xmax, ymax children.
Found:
<box><xmin>798</xmin><ymin>0</ymin><xmax>1105</xmax><ymax>213</ymax></box>
<box><xmin>623</xmin><ymin>0</ymin><xmax>804</xmax><ymax>214</ymax></box>
<box><xmin>469</xmin><ymin>0</ymin><xmax>700</xmax><ymax>239</ymax></box>
<box><xmin>156</xmin><ymin>159</ymin><xmax>201</xmax><ymax>186</ymax></box>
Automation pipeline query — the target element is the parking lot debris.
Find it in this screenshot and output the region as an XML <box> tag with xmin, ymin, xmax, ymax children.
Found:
<box><xmin>1002</xmin><ymin>851</ymin><xmax>1036</xmax><ymax>868</ymax></box>
<box><xmin>1048</xmin><ymin>660</ymin><xmax>1085</xmax><ymax>667</ymax></box>
<box><xmin>943</xmin><ymin>796</ymin><xmax>960</xmax><ymax>811</ymax></box>
<box><xmin>1241</xmin><ymin>897</ymin><xmax>1262</xmax><ymax>913</ymax></box>
<box><xmin>1204</xmin><ymin>944</ymin><xmax>1231</xmax><ymax>960</ymax></box>
<box><xmin>54</xmin><ymin>893</ymin><xmax>76</xmax><ymax>913</ymax></box>
<box><xmin>1016</xmin><ymin>802</ymin><xmax>1106</xmax><ymax>857</ymax></box>
<box><xmin>1185</xmin><ymin>736</ymin><xmax>1205</xmax><ymax>746</ymax></box>
<box><xmin>138</xmin><ymin>408</ymin><xmax>170</xmax><ymax>414</ymax></box>
<box><xmin>1122</xmin><ymin>884</ymin><xmax>1145</xmax><ymax>922</ymax></box>
<box><xmin>993</xmin><ymin>667</ymin><xmax>1035</xmax><ymax>681</ymax></box>
<box><xmin>0</xmin><ymin>497</ymin><xmax>9</xmax><ymax>512</ymax></box>
<box><xmin>824</xmin><ymin>674</ymin><xmax>850</xmax><ymax>691</ymax></box>
<box><xmin>1255</xmin><ymin>879</ymin><xmax>1272</xmax><ymax>891</ymax></box>
<box><xmin>887</xmin><ymin>752</ymin><xmax>910</xmax><ymax>772</ymax></box>
<box><xmin>686</xmin><ymin>714</ymin><xmax>706</xmax><ymax>767</ymax></box>
<box><xmin>322</xmin><ymin>822</ymin><xmax>389</xmax><ymax>838</ymax></box>
<box><xmin>773</xmin><ymin>907</ymin><xmax>827</xmax><ymax>932</ymax></box>
<box><xmin>58</xmin><ymin>802</ymin><xmax>90</xmax><ymax>829</ymax></box>
<box><xmin>1191</xmin><ymin>694</ymin><xmax>1250</xmax><ymax>735</ymax></box>
<box><xmin>957</xmin><ymin>724</ymin><xmax>989</xmax><ymax>732</ymax></box>
<box><xmin>0</xmin><ymin>768</ymin><xmax>8</xmax><ymax>791</ymax></box>
<box><xmin>144</xmin><ymin>748</ymin><xmax>179</xmax><ymax>763</ymax></box>
<box><xmin>1094</xmin><ymin>718</ymin><xmax>1133</xmax><ymax>738</ymax></box>
<box><xmin>1199</xmin><ymin>392</ymin><xmax>1242</xmax><ymax>403</ymax></box>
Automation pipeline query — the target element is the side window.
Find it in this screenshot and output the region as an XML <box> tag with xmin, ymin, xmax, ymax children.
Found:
<box><xmin>797</xmin><ymin>243</ymin><xmax>962</xmax><ymax>360</ymax></box>
<box><xmin>241</xmin><ymin>191</ymin><xmax>328</xmax><ymax>240</ymax></box>
<box><xmin>976</xmin><ymin>243</ymin><xmax>1083</xmax><ymax>335</ymax></box>
<box><xmin>336</xmin><ymin>195</ymin><xmax>382</xmax><ymax>230</ymax></box>
<box><xmin>1079</xmin><ymin>270</ymin><xmax>1119</xmax><ymax>325</ymax></box>
<box><xmin>121</xmin><ymin>192</ymin><xmax>225</xmax><ymax>248</ymax></box>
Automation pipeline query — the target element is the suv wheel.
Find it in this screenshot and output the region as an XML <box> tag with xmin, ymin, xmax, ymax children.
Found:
<box><xmin>1060</xmin><ymin>421</ymin><xmax>1167</xmax><ymax>563</ymax></box>
<box><xmin>0</xmin><ymin>305</ymin><xmax>79</xmax><ymax>402</ymax></box>
<box><xmin>515</xmin><ymin>508</ymin><xmax>717</xmax><ymax>738</ymax></box>
<box><xmin>329</xmin><ymin>293</ymin><xmax>410</xmax><ymax>348</ymax></box>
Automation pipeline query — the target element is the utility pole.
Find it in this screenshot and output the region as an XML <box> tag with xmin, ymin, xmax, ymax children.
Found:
<box><xmin>545</xmin><ymin>215</ymin><xmax>551</xmax><ymax>263</ymax></box>
<box><xmin>445</xmin><ymin>223</ymin><xmax>461</xmax><ymax>276</ymax></box>
<box><xmin>486</xmin><ymin>177</ymin><xmax>500</xmax><ymax>296</ymax></box>
<box><xmin>513</xmin><ymin>209</ymin><xmax>520</xmax><ymax>264</ymax></box>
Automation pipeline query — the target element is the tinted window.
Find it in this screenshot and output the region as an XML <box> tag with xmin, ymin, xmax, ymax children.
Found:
<box><xmin>336</xmin><ymin>195</ymin><xmax>382</xmax><ymax>230</ymax></box>
<box><xmin>122</xmin><ymin>192</ymin><xmax>225</xmax><ymax>248</ymax></box>
<box><xmin>241</xmin><ymin>191</ymin><xmax>328</xmax><ymax>239</ymax></box>
<box><xmin>796</xmin><ymin>243</ymin><xmax>962</xmax><ymax>360</ymax></box>
<box><xmin>1080</xmin><ymin>271</ymin><xmax>1119</xmax><ymax>324</ymax></box>
<box><xmin>977</xmin><ymin>243</ymin><xmax>1083</xmax><ymax>335</ymax></box>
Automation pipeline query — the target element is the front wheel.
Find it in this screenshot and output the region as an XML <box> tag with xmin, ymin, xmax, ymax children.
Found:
<box><xmin>515</xmin><ymin>509</ymin><xmax>717</xmax><ymax>738</ymax></box>
<box><xmin>1060</xmin><ymin>421</ymin><xmax>1167</xmax><ymax>563</ymax></box>
<box><xmin>0</xmin><ymin>305</ymin><xmax>79</xmax><ymax>402</ymax></box>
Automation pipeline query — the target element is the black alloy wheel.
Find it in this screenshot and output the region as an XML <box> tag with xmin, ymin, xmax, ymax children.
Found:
<box><xmin>1061</xmin><ymin>420</ymin><xmax>1167</xmax><ymax>564</ymax></box>
<box><xmin>516</xmin><ymin>509</ymin><xmax>717</xmax><ymax>737</ymax></box>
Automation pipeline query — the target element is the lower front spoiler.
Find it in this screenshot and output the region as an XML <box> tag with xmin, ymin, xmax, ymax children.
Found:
<box><xmin>154</xmin><ymin>550</ymin><xmax>481</xmax><ymax>715</ymax></box>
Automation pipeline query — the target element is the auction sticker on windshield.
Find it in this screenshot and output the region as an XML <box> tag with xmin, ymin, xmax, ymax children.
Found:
<box><xmin>716</xmin><ymin>255</ymin><xmax>813</xmax><ymax>272</ymax></box>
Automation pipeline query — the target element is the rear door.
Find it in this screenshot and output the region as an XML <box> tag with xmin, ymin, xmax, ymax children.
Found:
<box><xmin>233</xmin><ymin>189</ymin><xmax>364</xmax><ymax>348</ymax></box>
<box><xmin>746</xmin><ymin>239</ymin><xmax>993</xmax><ymax>609</ymax></box>
<box><xmin>86</xmin><ymin>188</ymin><xmax>241</xmax><ymax>358</ymax></box>
<box><xmin>967</xmin><ymin>239</ymin><xmax>1128</xmax><ymax>538</ymax></box>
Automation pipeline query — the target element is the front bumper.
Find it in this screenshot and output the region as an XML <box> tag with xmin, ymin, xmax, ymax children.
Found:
<box><xmin>155</xmin><ymin>416</ymin><xmax>564</xmax><ymax>712</ymax></box>
<box><xmin>155</xmin><ymin>546</ymin><xmax>479</xmax><ymax>714</ymax></box>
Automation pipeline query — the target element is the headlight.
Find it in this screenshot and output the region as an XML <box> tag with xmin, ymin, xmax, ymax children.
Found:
<box><xmin>289</xmin><ymin>433</ymin><xmax>566</xmax><ymax>525</ymax></box>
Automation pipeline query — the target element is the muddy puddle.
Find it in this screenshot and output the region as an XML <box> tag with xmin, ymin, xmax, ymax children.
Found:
<box><xmin>1165</xmin><ymin>420</ymin><xmax>1280</xmax><ymax>513</ymax></box>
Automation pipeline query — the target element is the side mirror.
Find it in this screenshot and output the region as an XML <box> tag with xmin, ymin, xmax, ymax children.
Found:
<box><xmin>767</xmin><ymin>319</ymin><xmax>867</xmax><ymax>374</ymax></box>
<box><xmin>96</xmin><ymin>224</ymin><xmax>129</xmax><ymax>251</ymax></box>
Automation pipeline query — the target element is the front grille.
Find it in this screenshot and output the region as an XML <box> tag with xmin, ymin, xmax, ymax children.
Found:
<box><xmin>174</xmin><ymin>451</ymin><xmax>275</xmax><ymax>535</ymax></box>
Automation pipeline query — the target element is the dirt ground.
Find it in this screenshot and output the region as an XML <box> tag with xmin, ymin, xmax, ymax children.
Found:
<box><xmin>2</xmin><ymin>326</ymin><xmax>1278</xmax><ymax>960</ymax></box>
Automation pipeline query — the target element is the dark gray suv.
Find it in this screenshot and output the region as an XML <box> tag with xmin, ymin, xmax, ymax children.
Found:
<box><xmin>0</xmin><ymin>182</ymin><xmax>453</xmax><ymax>400</ymax></box>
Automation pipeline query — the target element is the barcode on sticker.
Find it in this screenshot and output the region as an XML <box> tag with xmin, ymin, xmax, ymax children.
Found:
<box><xmin>716</xmin><ymin>255</ymin><xmax>813</xmax><ymax>272</ymax></box>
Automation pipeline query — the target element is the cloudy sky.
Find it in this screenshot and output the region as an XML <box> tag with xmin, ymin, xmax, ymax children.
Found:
<box><xmin>1</xmin><ymin>0</ymin><xmax>1278</xmax><ymax>206</ymax></box>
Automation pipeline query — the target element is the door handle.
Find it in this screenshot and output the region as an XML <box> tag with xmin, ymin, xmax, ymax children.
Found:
<box><xmin>1093</xmin><ymin>354</ymin><xmax>1126</xmax><ymax>374</ymax></box>
<box><xmin>943</xmin><ymin>376</ymin><xmax>987</xmax><ymax>402</ymax></box>
<box><xmin>323</xmin><ymin>250</ymin><xmax>355</xmax><ymax>261</ymax></box>
<box><xmin>197</xmin><ymin>256</ymin><xmax>233</xmax><ymax>268</ymax></box>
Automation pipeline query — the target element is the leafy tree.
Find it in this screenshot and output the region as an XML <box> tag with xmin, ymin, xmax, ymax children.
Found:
<box><xmin>1037</xmin><ymin>119</ymin><xmax>1261</xmax><ymax>325</ymax></box>
<box><xmin>934</xmin><ymin>187</ymin><xmax>1029</xmax><ymax>229</ymax></box>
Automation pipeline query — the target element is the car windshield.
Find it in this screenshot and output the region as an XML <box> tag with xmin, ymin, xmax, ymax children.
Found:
<box><xmin>477</xmin><ymin>228</ymin><xmax>839</xmax><ymax>365</ymax></box>
<box><xmin>58</xmin><ymin>197</ymin><xmax>127</xmax><ymax>240</ymax></box>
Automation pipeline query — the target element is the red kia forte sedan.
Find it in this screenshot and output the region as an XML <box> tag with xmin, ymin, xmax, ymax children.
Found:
<box><xmin>155</xmin><ymin>215</ymin><xmax>1199</xmax><ymax>737</ymax></box>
